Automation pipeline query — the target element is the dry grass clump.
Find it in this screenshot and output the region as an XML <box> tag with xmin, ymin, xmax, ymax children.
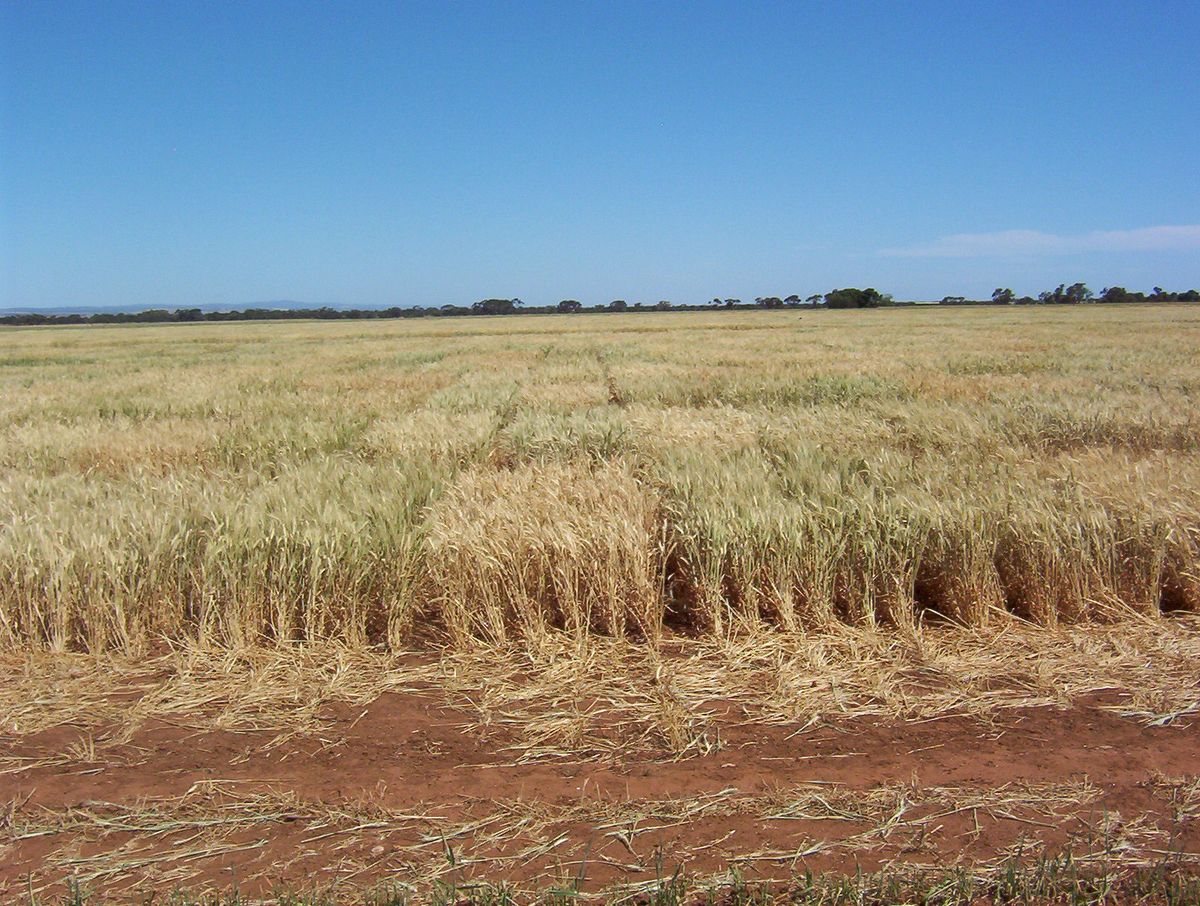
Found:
<box><xmin>1</xmin><ymin>306</ymin><xmax>1199</xmax><ymax>652</ymax></box>
<box><xmin>0</xmin><ymin>643</ymin><xmax>436</xmax><ymax>752</ymax></box>
<box><xmin>388</xmin><ymin>616</ymin><xmax>1200</xmax><ymax>764</ymax></box>
<box><xmin>6</xmin><ymin>616</ymin><xmax>1197</xmax><ymax>768</ymax></box>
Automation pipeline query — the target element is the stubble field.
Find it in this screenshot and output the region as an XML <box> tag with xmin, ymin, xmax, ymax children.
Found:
<box><xmin>2</xmin><ymin>306</ymin><xmax>1199</xmax><ymax>903</ymax></box>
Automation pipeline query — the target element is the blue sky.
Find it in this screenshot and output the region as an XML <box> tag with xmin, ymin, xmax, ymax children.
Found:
<box><xmin>2</xmin><ymin>1</ymin><xmax>1197</xmax><ymax>309</ymax></box>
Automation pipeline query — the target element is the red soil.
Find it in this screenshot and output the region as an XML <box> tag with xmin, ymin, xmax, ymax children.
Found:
<box><xmin>3</xmin><ymin>684</ymin><xmax>1199</xmax><ymax>900</ymax></box>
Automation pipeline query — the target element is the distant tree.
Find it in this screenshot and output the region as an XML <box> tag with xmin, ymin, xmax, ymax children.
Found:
<box><xmin>1034</xmin><ymin>282</ymin><xmax>1093</xmax><ymax>304</ymax></box>
<box><xmin>991</xmin><ymin>288</ymin><xmax>1015</xmax><ymax>305</ymax></box>
<box><xmin>1099</xmin><ymin>286</ymin><xmax>1136</xmax><ymax>304</ymax></box>
<box><xmin>1037</xmin><ymin>284</ymin><xmax>1065</xmax><ymax>304</ymax></box>
<box><xmin>724</xmin><ymin>298</ymin><xmax>739</xmax><ymax>308</ymax></box>
<box><xmin>472</xmin><ymin>298</ymin><xmax>520</xmax><ymax>315</ymax></box>
<box><xmin>825</xmin><ymin>287</ymin><xmax>884</xmax><ymax>309</ymax></box>
<box><xmin>711</xmin><ymin>297</ymin><xmax>722</xmax><ymax>307</ymax></box>
<box><xmin>654</xmin><ymin>300</ymin><xmax>673</xmax><ymax>310</ymax></box>
<box><xmin>941</xmin><ymin>296</ymin><xmax>967</xmax><ymax>305</ymax></box>
<box><xmin>556</xmin><ymin>299</ymin><xmax>583</xmax><ymax>313</ymax></box>
<box><xmin>133</xmin><ymin>309</ymin><xmax>173</xmax><ymax>322</ymax></box>
<box><xmin>608</xmin><ymin>299</ymin><xmax>628</xmax><ymax>312</ymax></box>
<box><xmin>176</xmin><ymin>308</ymin><xmax>204</xmax><ymax>322</ymax></box>
<box><xmin>755</xmin><ymin>296</ymin><xmax>785</xmax><ymax>309</ymax></box>
<box><xmin>825</xmin><ymin>289</ymin><xmax>855</xmax><ymax>309</ymax></box>
<box><xmin>806</xmin><ymin>294</ymin><xmax>823</xmax><ymax>306</ymax></box>
<box><xmin>1063</xmin><ymin>282</ymin><xmax>1093</xmax><ymax>304</ymax></box>
<box><xmin>1149</xmin><ymin>288</ymin><xmax>1189</xmax><ymax>302</ymax></box>
<box><xmin>784</xmin><ymin>295</ymin><xmax>801</xmax><ymax>306</ymax></box>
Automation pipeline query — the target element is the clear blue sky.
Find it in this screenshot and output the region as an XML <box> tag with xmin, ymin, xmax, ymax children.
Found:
<box><xmin>2</xmin><ymin>0</ymin><xmax>1197</xmax><ymax>309</ymax></box>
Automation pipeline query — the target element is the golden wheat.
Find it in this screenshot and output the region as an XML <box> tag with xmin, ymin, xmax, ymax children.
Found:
<box><xmin>1</xmin><ymin>306</ymin><xmax>1198</xmax><ymax>651</ymax></box>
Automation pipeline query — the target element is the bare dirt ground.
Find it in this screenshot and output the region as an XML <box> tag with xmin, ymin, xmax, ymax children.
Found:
<box><xmin>3</xmin><ymin>634</ymin><xmax>1200</xmax><ymax>901</ymax></box>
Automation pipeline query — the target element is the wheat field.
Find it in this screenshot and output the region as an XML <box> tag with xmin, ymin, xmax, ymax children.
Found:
<box><xmin>1</xmin><ymin>305</ymin><xmax>1198</xmax><ymax>653</ymax></box>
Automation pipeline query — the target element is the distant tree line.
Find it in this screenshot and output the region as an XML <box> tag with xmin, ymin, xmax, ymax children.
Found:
<box><xmin>941</xmin><ymin>284</ymin><xmax>1200</xmax><ymax>306</ymax></box>
<box><xmin>2</xmin><ymin>285</ymin><xmax>1195</xmax><ymax>326</ymax></box>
